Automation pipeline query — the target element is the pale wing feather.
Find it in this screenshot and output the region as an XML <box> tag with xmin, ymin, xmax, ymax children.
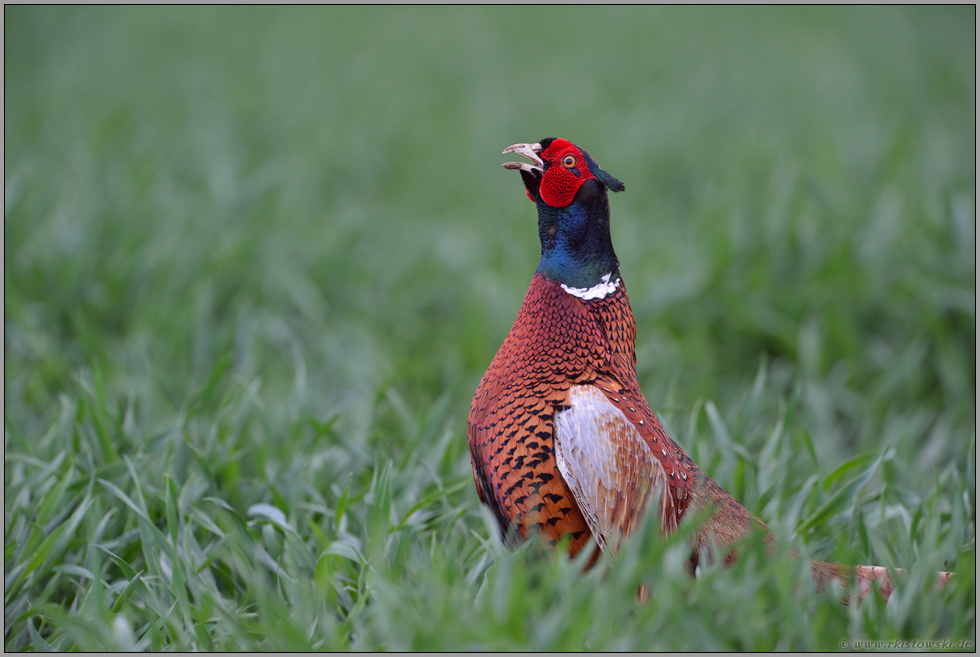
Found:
<box><xmin>554</xmin><ymin>385</ymin><xmax>675</xmax><ymax>552</ymax></box>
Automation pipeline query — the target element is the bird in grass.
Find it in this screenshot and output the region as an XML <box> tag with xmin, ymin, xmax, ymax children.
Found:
<box><xmin>467</xmin><ymin>137</ymin><xmax>952</xmax><ymax>602</ymax></box>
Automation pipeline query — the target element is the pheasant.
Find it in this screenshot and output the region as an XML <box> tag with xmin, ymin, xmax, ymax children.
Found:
<box><xmin>468</xmin><ymin>137</ymin><xmax>953</xmax><ymax>602</ymax></box>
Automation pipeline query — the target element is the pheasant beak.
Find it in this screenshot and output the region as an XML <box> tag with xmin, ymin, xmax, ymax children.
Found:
<box><xmin>502</xmin><ymin>142</ymin><xmax>544</xmax><ymax>174</ymax></box>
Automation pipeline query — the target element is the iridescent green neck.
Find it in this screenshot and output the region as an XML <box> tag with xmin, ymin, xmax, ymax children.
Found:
<box><xmin>535</xmin><ymin>180</ymin><xmax>619</xmax><ymax>290</ymax></box>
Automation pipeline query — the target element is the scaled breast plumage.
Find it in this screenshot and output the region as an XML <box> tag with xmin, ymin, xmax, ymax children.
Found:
<box><xmin>467</xmin><ymin>272</ymin><xmax>691</xmax><ymax>556</ymax></box>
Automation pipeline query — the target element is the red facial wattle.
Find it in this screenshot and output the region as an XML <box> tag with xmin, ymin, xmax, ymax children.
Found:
<box><xmin>538</xmin><ymin>139</ymin><xmax>595</xmax><ymax>208</ymax></box>
<box><xmin>501</xmin><ymin>138</ymin><xmax>623</xmax><ymax>207</ymax></box>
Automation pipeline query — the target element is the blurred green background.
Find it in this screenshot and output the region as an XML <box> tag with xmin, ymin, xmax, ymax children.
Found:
<box><xmin>4</xmin><ymin>6</ymin><xmax>975</xmax><ymax>650</ymax></box>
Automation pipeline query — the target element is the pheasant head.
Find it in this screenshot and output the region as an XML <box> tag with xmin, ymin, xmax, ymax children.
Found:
<box><xmin>503</xmin><ymin>138</ymin><xmax>626</xmax><ymax>293</ymax></box>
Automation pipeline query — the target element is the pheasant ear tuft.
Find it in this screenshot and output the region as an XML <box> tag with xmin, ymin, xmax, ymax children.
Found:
<box><xmin>595</xmin><ymin>168</ymin><xmax>625</xmax><ymax>193</ymax></box>
<box><xmin>579</xmin><ymin>148</ymin><xmax>625</xmax><ymax>193</ymax></box>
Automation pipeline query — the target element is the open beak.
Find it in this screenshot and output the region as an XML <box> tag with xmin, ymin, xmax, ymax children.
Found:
<box><xmin>502</xmin><ymin>142</ymin><xmax>544</xmax><ymax>174</ymax></box>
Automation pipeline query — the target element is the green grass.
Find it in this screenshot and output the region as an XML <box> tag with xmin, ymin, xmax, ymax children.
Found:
<box><xmin>5</xmin><ymin>6</ymin><xmax>975</xmax><ymax>651</ymax></box>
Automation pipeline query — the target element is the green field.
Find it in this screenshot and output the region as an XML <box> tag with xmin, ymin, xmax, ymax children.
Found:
<box><xmin>4</xmin><ymin>6</ymin><xmax>975</xmax><ymax>650</ymax></box>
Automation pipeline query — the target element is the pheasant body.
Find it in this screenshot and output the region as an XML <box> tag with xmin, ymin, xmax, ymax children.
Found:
<box><xmin>468</xmin><ymin>272</ymin><xmax>694</xmax><ymax>555</ymax></box>
<box><xmin>469</xmin><ymin>137</ymin><xmax>951</xmax><ymax>600</ymax></box>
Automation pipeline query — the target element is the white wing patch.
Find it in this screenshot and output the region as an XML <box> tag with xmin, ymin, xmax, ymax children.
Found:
<box><xmin>554</xmin><ymin>385</ymin><xmax>674</xmax><ymax>552</ymax></box>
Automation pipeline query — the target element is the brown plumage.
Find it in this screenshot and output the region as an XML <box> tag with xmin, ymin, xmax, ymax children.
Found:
<box><xmin>468</xmin><ymin>274</ymin><xmax>690</xmax><ymax>556</ymax></box>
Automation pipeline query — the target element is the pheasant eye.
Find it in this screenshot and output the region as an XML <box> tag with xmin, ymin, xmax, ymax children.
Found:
<box><xmin>562</xmin><ymin>155</ymin><xmax>577</xmax><ymax>168</ymax></box>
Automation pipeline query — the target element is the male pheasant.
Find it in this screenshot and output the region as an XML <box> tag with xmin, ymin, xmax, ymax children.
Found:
<box><xmin>468</xmin><ymin>137</ymin><xmax>952</xmax><ymax>602</ymax></box>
